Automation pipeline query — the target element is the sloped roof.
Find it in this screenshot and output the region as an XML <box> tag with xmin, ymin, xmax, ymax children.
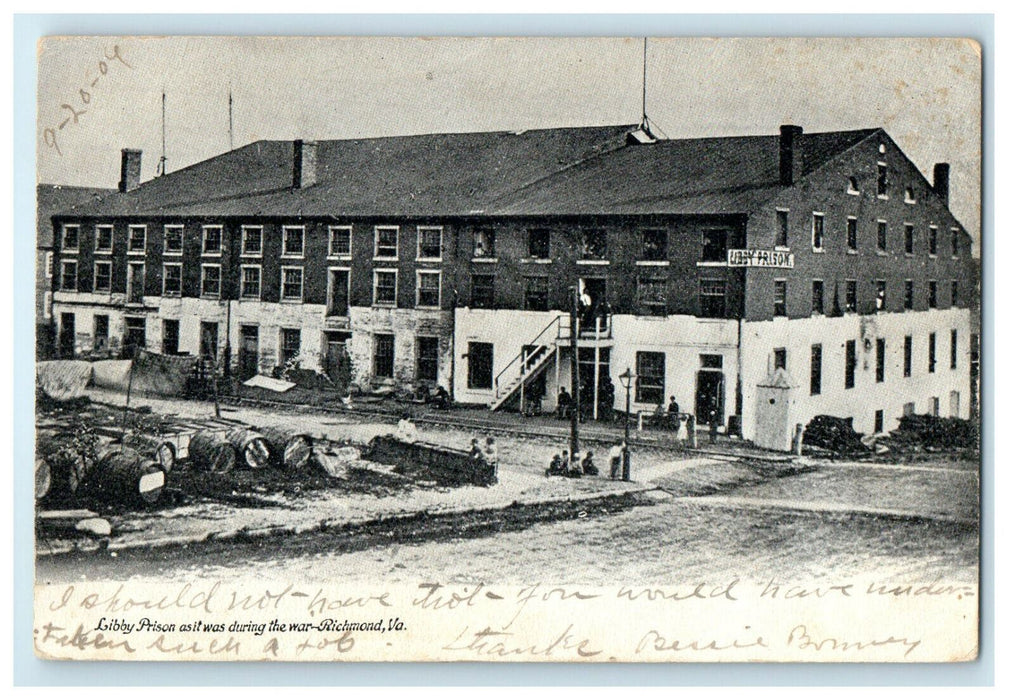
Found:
<box><xmin>37</xmin><ymin>184</ymin><xmax>116</xmax><ymax>246</ymax></box>
<box><xmin>62</xmin><ymin>125</ymin><xmax>880</xmax><ymax>219</ymax></box>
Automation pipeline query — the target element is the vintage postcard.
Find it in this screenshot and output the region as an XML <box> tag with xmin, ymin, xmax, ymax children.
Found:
<box><xmin>33</xmin><ymin>36</ymin><xmax>981</xmax><ymax>662</ymax></box>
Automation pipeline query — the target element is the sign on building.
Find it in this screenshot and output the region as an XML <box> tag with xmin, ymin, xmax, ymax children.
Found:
<box><xmin>727</xmin><ymin>249</ymin><xmax>795</xmax><ymax>268</ymax></box>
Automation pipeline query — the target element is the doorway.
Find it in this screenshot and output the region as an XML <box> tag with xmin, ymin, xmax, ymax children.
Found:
<box><xmin>123</xmin><ymin>317</ymin><xmax>146</xmax><ymax>358</ymax></box>
<box><xmin>127</xmin><ymin>263</ymin><xmax>145</xmax><ymax>304</ymax></box>
<box><xmin>695</xmin><ymin>354</ymin><xmax>725</xmax><ymax>425</ymax></box>
<box><xmin>239</xmin><ymin>325</ymin><xmax>259</xmax><ymax>381</ymax></box>
<box><xmin>324</xmin><ymin>331</ymin><xmax>351</xmax><ymax>386</ymax></box>
<box><xmin>58</xmin><ymin>312</ymin><xmax>75</xmax><ymax>358</ymax></box>
<box><xmin>328</xmin><ymin>269</ymin><xmax>350</xmax><ymax>316</ymax></box>
<box><xmin>579</xmin><ymin>277</ymin><xmax>608</xmax><ymax>334</ymax></box>
<box><xmin>200</xmin><ymin>321</ymin><xmax>219</xmax><ymax>362</ymax></box>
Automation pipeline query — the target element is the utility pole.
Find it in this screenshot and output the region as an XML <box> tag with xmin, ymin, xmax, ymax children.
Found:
<box><xmin>569</xmin><ymin>285</ymin><xmax>580</xmax><ymax>469</ymax></box>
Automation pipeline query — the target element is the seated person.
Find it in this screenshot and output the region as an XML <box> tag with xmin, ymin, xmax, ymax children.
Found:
<box><xmin>546</xmin><ymin>452</ymin><xmax>567</xmax><ymax>477</ymax></box>
<box><xmin>556</xmin><ymin>387</ymin><xmax>572</xmax><ymax>419</ymax></box>
<box><xmin>667</xmin><ymin>396</ymin><xmax>681</xmax><ymax>428</ymax></box>
<box><xmin>581</xmin><ymin>451</ymin><xmax>598</xmax><ymax>476</ymax></box>
<box><xmin>430</xmin><ymin>385</ymin><xmax>451</xmax><ymax>409</ymax></box>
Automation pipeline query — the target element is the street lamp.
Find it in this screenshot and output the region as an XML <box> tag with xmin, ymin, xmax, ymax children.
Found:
<box><xmin>618</xmin><ymin>368</ymin><xmax>634</xmax><ymax>481</ymax></box>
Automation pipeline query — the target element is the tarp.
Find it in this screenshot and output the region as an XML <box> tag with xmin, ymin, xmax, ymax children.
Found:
<box><xmin>36</xmin><ymin>360</ymin><xmax>92</xmax><ymax>400</ymax></box>
<box><xmin>243</xmin><ymin>374</ymin><xmax>295</xmax><ymax>393</ymax></box>
<box><xmin>90</xmin><ymin>351</ymin><xmax>195</xmax><ymax>396</ymax></box>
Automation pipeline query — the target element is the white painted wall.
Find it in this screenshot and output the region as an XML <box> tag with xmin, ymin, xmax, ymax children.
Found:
<box><xmin>741</xmin><ymin>308</ymin><xmax>971</xmax><ymax>447</ymax></box>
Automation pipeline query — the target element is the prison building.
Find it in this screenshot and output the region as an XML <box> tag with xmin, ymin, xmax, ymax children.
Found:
<box><xmin>49</xmin><ymin>123</ymin><xmax>975</xmax><ymax>448</ymax></box>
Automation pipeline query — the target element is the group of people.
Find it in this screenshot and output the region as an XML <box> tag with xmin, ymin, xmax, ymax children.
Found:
<box><xmin>545</xmin><ymin>449</ymin><xmax>598</xmax><ymax>478</ymax></box>
<box><xmin>468</xmin><ymin>436</ymin><xmax>499</xmax><ymax>469</ymax></box>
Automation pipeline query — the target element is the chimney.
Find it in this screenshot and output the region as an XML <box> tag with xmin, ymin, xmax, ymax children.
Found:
<box><xmin>933</xmin><ymin>162</ymin><xmax>950</xmax><ymax>206</ymax></box>
<box><xmin>292</xmin><ymin>139</ymin><xmax>318</xmax><ymax>189</ymax></box>
<box><xmin>118</xmin><ymin>148</ymin><xmax>142</xmax><ymax>192</ymax></box>
<box><xmin>779</xmin><ymin>125</ymin><xmax>804</xmax><ymax>186</ymax></box>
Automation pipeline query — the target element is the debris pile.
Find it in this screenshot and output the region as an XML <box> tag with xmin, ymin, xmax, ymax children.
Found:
<box><xmin>884</xmin><ymin>414</ymin><xmax>979</xmax><ymax>453</ymax></box>
<box><xmin>802</xmin><ymin>415</ymin><xmax>867</xmax><ymax>456</ymax></box>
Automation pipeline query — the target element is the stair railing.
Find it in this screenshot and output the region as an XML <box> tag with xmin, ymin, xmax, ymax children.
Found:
<box><xmin>493</xmin><ymin>315</ymin><xmax>565</xmax><ymax>400</ymax></box>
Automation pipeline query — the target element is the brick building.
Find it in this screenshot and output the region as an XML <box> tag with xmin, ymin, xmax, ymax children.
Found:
<box><xmin>48</xmin><ymin>123</ymin><xmax>975</xmax><ymax>449</ymax></box>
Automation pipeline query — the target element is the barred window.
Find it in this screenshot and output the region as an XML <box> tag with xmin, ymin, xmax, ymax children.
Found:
<box><xmin>929</xmin><ymin>332</ymin><xmax>937</xmax><ymax>373</ymax></box>
<box><xmin>241</xmin><ymin>266</ymin><xmax>261</xmax><ymax>299</ymax></box>
<box><xmin>375</xmin><ymin>227</ymin><xmax>399</xmax><ymax>258</ymax></box>
<box><xmin>282</xmin><ymin>226</ymin><xmax>304</xmax><ymax>257</ymax></box>
<box><xmin>811</xmin><ymin>214</ymin><xmax>824</xmax><ymax>250</ymax></box>
<box><xmin>637</xmin><ymin>277</ymin><xmax>667</xmax><ymax>316</ymax></box>
<box><xmin>94</xmin><ymin>261</ymin><xmax>112</xmax><ymax>292</ymax></box>
<box><xmin>280</xmin><ymin>328</ymin><xmax>301</xmax><ymax>366</ymax></box>
<box><xmin>641</xmin><ymin>229</ymin><xmax>667</xmax><ymax>261</ymax></box>
<box><xmin>374</xmin><ymin>334</ymin><xmax>395</xmax><ymax>378</ymax></box>
<box><xmin>700</xmin><ymin>278</ymin><xmax>726</xmax><ymax>318</ymax></box>
<box><xmin>128</xmin><ymin>225</ymin><xmax>146</xmax><ymax>253</ymax></box>
<box><xmin>904</xmin><ymin>280</ymin><xmax>914</xmax><ymax>310</ymax></box>
<box><xmin>164</xmin><ymin>225</ymin><xmax>183</xmax><ymax>254</ymax></box>
<box><xmin>928</xmin><ymin>281</ymin><xmax>938</xmax><ymax>309</ymax></box>
<box><xmin>904</xmin><ymin>224</ymin><xmax>914</xmax><ymax>254</ymax></box>
<box><xmin>95</xmin><ymin>225</ymin><xmax>113</xmax><ymax>252</ymax></box>
<box><xmin>635</xmin><ymin>351</ymin><xmax>666</xmax><ymax>405</ymax></box>
<box><xmin>701</xmin><ymin>229</ymin><xmax>728</xmax><ymax>262</ymax></box>
<box><xmin>845</xmin><ymin>339</ymin><xmax>856</xmax><ymax>389</ymax></box>
<box><xmin>928</xmin><ymin>226</ymin><xmax>938</xmax><ymax>256</ymax></box>
<box><xmin>163</xmin><ymin>264</ymin><xmax>182</xmax><ymax>296</ymax></box>
<box><xmin>846</xmin><ymin>217</ymin><xmax>858</xmax><ymax>252</ymax></box>
<box><xmin>201</xmin><ymin>265</ymin><xmax>221</xmax><ymax>297</ymax></box>
<box><xmin>416</xmin><ymin>336</ymin><xmax>439</xmax><ymax>382</ymax></box>
<box><xmin>877</xmin><ymin>221</ymin><xmax>887</xmax><ymax>252</ymax></box>
<box><xmin>844</xmin><ymin>280</ymin><xmax>857</xmax><ymax>313</ymax></box>
<box><xmin>810</xmin><ymin>344</ymin><xmax>822</xmax><ymax>396</ymax></box>
<box><xmin>875</xmin><ymin>280</ymin><xmax>887</xmax><ymax>311</ymax></box>
<box><xmin>417</xmin><ymin>227</ymin><xmax>443</xmax><ymax>260</ymax></box>
<box><xmin>60</xmin><ymin>261</ymin><xmax>77</xmax><ymax>291</ymax></box>
<box><xmin>527</xmin><ymin>229</ymin><xmax>550</xmax><ymax>259</ymax></box>
<box><xmin>417</xmin><ymin>271</ymin><xmax>441</xmax><ymax>308</ymax></box>
<box><xmin>329</xmin><ymin>226</ymin><xmax>351</xmax><ymax>257</ymax></box>
<box><xmin>774</xmin><ymin>280</ymin><xmax>787</xmax><ymax>317</ymax></box>
<box><xmin>374</xmin><ymin>270</ymin><xmax>397</xmax><ymax>305</ymax></box>
<box><xmin>811</xmin><ymin>280</ymin><xmax>824</xmax><ymax>315</ymax></box>
<box><xmin>581</xmin><ymin>228</ymin><xmax>607</xmax><ymax>259</ymax></box>
<box><xmin>473</xmin><ymin>229</ymin><xmax>496</xmax><ymax>258</ymax></box>
<box><xmin>876</xmin><ymin>338</ymin><xmax>885</xmax><ymax>383</ymax></box>
<box><xmin>904</xmin><ymin>336</ymin><xmax>912</xmax><ymax>377</ymax></box>
<box><xmin>775</xmin><ymin>210</ymin><xmax>789</xmax><ymax>248</ymax></box>
<box><xmin>524</xmin><ymin>276</ymin><xmax>548</xmax><ymax>311</ymax></box>
<box><xmin>281</xmin><ymin>267</ymin><xmax>304</xmax><ymax>301</ymax></box>
<box><xmin>242</xmin><ymin>226</ymin><xmax>263</xmax><ymax>255</ymax></box>
<box><xmin>62</xmin><ymin>224</ymin><xmax>80</xmax><ymax>251</ymax></box>
<box><xmin>471</xmin><ymin>274</ymin><xmax>495</xmax><ymax>308</ymax></box>
<box><xmin>203</xmin><ymin>226</ymin><xmax>223</xmax><ymax>254</ymax></box>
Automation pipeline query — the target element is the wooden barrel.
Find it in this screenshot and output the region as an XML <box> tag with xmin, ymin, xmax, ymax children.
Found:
<box><xmin>261</xmin><ymin>427</ymin><xmax>314</xmax><ymax>471</ymax></box>
<box><xmin>82</xmin><ymin>448</ymin><xmax>166</xmax><ymax>506</ymax></box>
<box><xmin>40</xmin><ymin>445</ymin><xmax>86</xmax><ymax>498</ymax></box>
<box><xmin>188</xmin><ymin>431</ymin><xmax>237</xmax><ymax>473</ymax></box>
<box><xmin>35</xmin><ymin>458</ymin><xmax>51</xmax><ymax>500</ymax></box>
<box><xmin>124</xmin><ymin>434</ymin><xmax>177</xmax><ymax>474</ymax></box>
<box><xmin>226</xmin><ymin>428</ymin><xmax>272</xmax><ymax>469</ymax></box>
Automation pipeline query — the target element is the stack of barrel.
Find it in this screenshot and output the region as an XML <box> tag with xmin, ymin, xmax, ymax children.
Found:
<box><xmin>188</xmin><ymin>425</ymin><xmax>314</xmax><ymax>473</ymax></box>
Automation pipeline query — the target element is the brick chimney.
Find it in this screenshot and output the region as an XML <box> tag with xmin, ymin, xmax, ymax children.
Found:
<box><xmin>933</xmin><ymin>162</ymin><xmax>950</xmax><ymax>206</ymax></box>
<box><xmin>118</xmin><ymin>149</ymin><xmax>142</xmax><ymax>192</ymax></box>
<box><xmin>779</xmin><ymin>125</ymin><xmax>804</xmax><ymax>186</ymax></box>
<box><xmin>292</xmin><ymin>139</ymin><xmax>318</xmax><ymax>189</ymax></box>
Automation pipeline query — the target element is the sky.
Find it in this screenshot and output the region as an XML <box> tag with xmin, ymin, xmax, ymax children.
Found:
<box><xmin>36</xmin><ymin>36</ymin><xmax>982</xmax><ymax>244</ymax></box>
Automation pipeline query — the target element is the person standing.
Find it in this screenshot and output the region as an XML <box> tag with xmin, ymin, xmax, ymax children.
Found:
<box><xmin>557</xmin><ymin>386</ymin><xmax>572</xmax><ymax>419</ymax></box>
<box><xmin>482</xmin><ymin>436</ymin><xmax>498</xmax><ymax>473</ymax></box>
<box><xmin>609</xmin><ymin>442</ymin><xmax>623</xmax><ymax>479</ymax></box>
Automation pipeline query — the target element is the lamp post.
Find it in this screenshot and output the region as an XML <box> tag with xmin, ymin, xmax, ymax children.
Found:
<box><xmin>619</xmin><ymin>367</ymin><xmax>634</xmax><ymax>481</ymax></box>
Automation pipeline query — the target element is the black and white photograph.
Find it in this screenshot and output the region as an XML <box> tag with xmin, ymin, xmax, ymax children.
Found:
<box><xmin>31</xmin><ymin>35</ymin><xmax>981</xmax><ymax>663</ymax></box>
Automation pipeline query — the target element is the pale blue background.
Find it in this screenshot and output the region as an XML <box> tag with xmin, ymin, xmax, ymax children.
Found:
<box><xmin>13</xmin><ymin>13</ymin><xmax>994</xmax><ymax>686</ymax></box>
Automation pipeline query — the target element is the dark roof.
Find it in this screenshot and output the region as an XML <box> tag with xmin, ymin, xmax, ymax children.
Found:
<box><xmin>37</xmin><ymin>184</ymin><xmax>116</xmax><ymax>246</ymax></box>
<box><xmin>62</xmin><ymin>125</ymin><xmax>881</xmax><ymax>219</ymax></box>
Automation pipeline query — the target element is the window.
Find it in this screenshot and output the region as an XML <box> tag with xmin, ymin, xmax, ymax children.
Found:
<box><xmin>162</xmin><ymin>319</ymin><xmax>179</xmax><ymax>355</ymax></box>
<box><xmin>904</xmin><ymin>280</ymin><xmax>914</xmax><ymax>310</ymax></box>
<box><xmin>844</xmin><ymin>280</ymin><xmax>857</xmax><ymax>313</ymax></box>
<box><xmin>951</xmin><ymin>228</ymin><xmax>960</xmax><ymax>257</ymax></box>
<box><xmin>581</xmin><ymin>228</ymin><xmax>607</xmax><ymax>259</ymax></box>
<box><xmin>94</xmin><ymin>225</ymin><xmax>113</xmax><ymax>253</ymax></box>
<box><xmin>902</xmin><ymin>402</ymin><xmax>916</xmax><ymax>417</ymax></box>
<box><xmin>951</xmin><ymin>280</ymin><xmax>959</xmax><ymax>307</ymax></box>
<box><xmin>950</xmin><ymin>329</ymin><xmax>958</xmax><ymax>370</ymax></box>
<box><xmin>773</xmin><ymin>348</ymin><xmax>787</xmax><ymax>372</ymax></box>
<box><xmin>128</xmin><ymin>225</ymin><xmax>146</xmax><ymax>253</ymax></box>
<box><xmin>846</xmin><ymin>217</ymin><xmax>858</xmax><ymax>252</ymax></box>
<box><xmin>93</xmin><ymin>261</ymin><xmax>112</xmax><ymax>292</ymax></box>
<box><xmin>876</xmin><ymin>338</ymin><xmax>885</xmax><ymax>383</ymax></box>
<box><xmin>928</xmin><ymin>281</ymin><xmax>938</xmax><ymax>309</ymax></box>
<box><xmin>473</xmin><ymin>228</ymin><xmax>496</xmax><ymax>258</ymax></box>
<box><xmin>877</xmin><ymin>220</ymin><xmax>888</xmax><ymax>252</ymax></box>
<box><xmin>903</xmin><ymin>335</ymin><xmax>912</xmax><ymax>377</ymax></box>
<box><xmin>164</xmin><ymin>225</ymin><xmax>183</xmax><ymax>254</ymax></box>
<box><xmin>847</xmin><ymin>177</ymin><xmax>860</xmax><ymax>195</ymax></box>
<box><xmin>202</xmin><ymin>225</ymin><xmax>223</xmax><ymax>255</ymax></box>
<box><xmin>904</xmin><ymin>224</ymin><xmax>914</xmax><ymax>255</ymax></box>
<box><xmin>928</xmin><ymin>226</ymin><xmax>938</xmax><ymax>256</ymax></box>
<box><xmin>416</xmin><ymin>271</ymin><xmax>441</xmax><ymax>308</ymax></box>
<box><xmin>282</xmin><ymin>226</ymin><xmax>304</xmax><ymax>257</ymax></box>
<box><xmin>905</xmin><ymin>186</ymin><xmax>916</xmax><ymax>203</ymax></box>
<box><xmin>328</xmin><ymin>226</ymin><xmax>351</xmax><ymax>257</ymax></box>
<box><xmin>875</xmin><ymin>280</ymin><xmax>886</xmax><ymax>311</ymax></box>
<box><xmin>775</xmin><ymin>210</ymin><xmax>789</xmax><ymax>248</ymax></box>
<box><xmin>811</xmin><ymin>214</ymin><xmax>824</xmax><ymax>250</ymax></box>
<box><xmin>635</xmin><ymin>351</ymin><xmax>666</xmax><ymax>405</ymax></box>
<box><xmin>60</xmin><ymin>261</ymin><xmax>77</xmax><ymax>291</ymax></box>
<box><xmin>877</xmin><ymin>162</ymin><xmax>888</xmax><ymax>197</ymax></box>
<box><xmin>242</xmin><ymin>226</ymin><xmax>263</xmax><ymax>256</ymax></box>
<box><xmin>373</xmin><ymin>270</ymin><xmax>397</xmax><ymax>306</ymax></box>
<box><xmin>874</xmin><ymin>410</ymin><xmax>884</xmax><ymax>434</ymax></box>
<box><xmin>811</xmin><ymin>280</ymin><xmax>824</xmax><ymax>315</ymax></box>
<box><xmin>773</xmin><ymin>280</ymin><xmax>787</xmax><ymax>317</ymax></box>
<box><xmin>240</xmin><ymin>265</ymin><xmax>261</xmax><ymax>299</ymax></box>
<box><xmin>280</xmin><ymin>328</ymin><xmax>302</xmax><ymax>366</ymax></box>
<box><xmin>810</xmin><ymin>344</ymin><xmax>822</xmax><ymax>395</ymax></box>
<box><xmin>701</xmin><ymin>229</ymin><xmax>728</xmax><ymax>262</ymax></box>
<box><xmin>471</xmin><ymin>274</ymin><xmax>495</xmax><ymax>308</ymax></box>
<box><xmin>374</xmin><ymin>226</ymin><xmax>398</xmax><ymax>259</ymax></box>
<box><xmin>928</xmin><ymin>332</ymin><xmax>937</xmax><ymax>373</ymax></box>
<box><xmin>845</xmin><ymin>339</ymin><xmax>856</xmax><ymax>389</ymax></box>
<box><xmin>45</xmin><ymin>251</ymin><xmax>54</xmax><ymax>278</ymax></box>
<box><xmin>281</xmin><ymin>267</ymin><xmax>304</xmax><ymax>301</ymax></box>
<box><xmin>373</xmin><ymin>334</ymin><xmax>395</xmax><ymax>379</ymax></box>
<box><xmin>527</xmin><ymin>228</ymin><xmax>550</xmax><ymax>259</ymax></box>
<box><xmin>930</xmin><ymin>397</ymin><xmax>940</xmax><ymax>417</ymax></box>
<box><xmin>61</xmin><ymin>224</ymin><xmax>80</xmax><ymax>251</ymax></box>
<box><xmin>699</xmin><ymin>279</ymin><xmax>726</xmax><ymax>318</ymax></box>
<box><xmin>467</xmin><ymin>341</ymin><xmax>493</xmax><ymax>389</ymax></box>
<box><xmin>416</xmin><ymin>337</ymin><xmax>439</xmax><ymax>382</ymax></box>
<box><xmin>201</xmin><ymin>264</ymin><xmax>221</xmax><ymax>298</ymax></box>
<box><xmin>641</xmin><ymin>229</ymin><xmax>667</xmax><ymax>261</ymax></box>
<box><xmin>524</xmin><ymin>276</ymin><xmax>549</xmax><ymax>311</ymax></box>
<box><xmin>163</xmin><ymin>263</ymin><xmax>182</xmax><ymax>296</ymax></box>
<box><xmin>417</xmin><ymin>226</ymin><xmax>443</xmax><ymax>260</ymax></box>
<box><xmin>637</xmin><ymin>277</ymin><xmax>667</xmax><ymax>316</ymax></box>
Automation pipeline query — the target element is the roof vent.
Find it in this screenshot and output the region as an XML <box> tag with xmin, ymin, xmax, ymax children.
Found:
<box><xmin>626</xmin><ymin>127</ymin><xmax>657</xmax><ymax>145</ymax></box>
